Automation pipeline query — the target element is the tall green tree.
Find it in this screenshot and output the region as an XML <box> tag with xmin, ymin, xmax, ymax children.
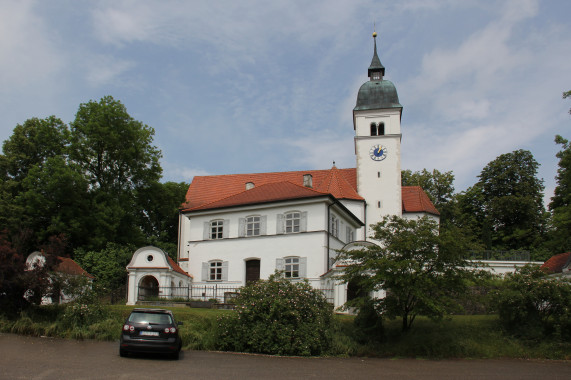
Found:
<box><xmin>70</xmin><ymin>95</ymin><xmax>161</xmax><ymax>192</ymax></box>
<box><xmin>549</xmin><ymin>135</ymin><xmax>571</xmax><ymax>251</ymax></box>
<box><xmin>69</xmin><ymin>96</ymin><xmax>163</xmax><ymax>249</ymax></box>
<box><xmin>338</xmin><ymin>215</ymin><xmax>477</xmax><ymax>332</ymax></box>
<box><xmin>0</xmin><ymin>117</ymin><xmax>71</xmax><ymax>247</ymax></box>
<box><xmin>459</xmin><ymin>150</ymin><xmax>546</xmax><ymax>251</ymax></box>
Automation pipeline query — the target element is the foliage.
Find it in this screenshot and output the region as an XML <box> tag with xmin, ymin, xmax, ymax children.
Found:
<box><xmin>0</xmin><ymin>232</ymin><xmax>61</xmax><ymax>316</ymax></box>
<box><xmin>458</xmin><ymin>150</ymin><xmax>547</xmax><ymax>251</ymax></box>
<box><xmin>401</xmin><ymin>168</ymin><xmax>455</xmax><ymax>215</ymax></box>
<box><xmin>74</xmin><ymin>243</ymin><xmax>134</xmax><ymax>291</ymax></box>
<box><xmin>548</xmin><ymin>135</ymin><xmax>571</xmax><ymax>252</ymax></box>
<box><xmin>491</xmin><ymin>265</ymin><xmax>571</xmax><ymax>340</ymax></box>
<box><xmin>215</xmin><ymin>272</ymin><xmax>334</xmax><ymax>356</ymax></box>
<box><xmin>338</xmin><ymin>215</ymin><xmax>479</xmax><ymax>332</ymax></box>
<box><xmin>564</xmin><ymin>90</ymin><xmax>571</xmax><ymax>115</ymax></box>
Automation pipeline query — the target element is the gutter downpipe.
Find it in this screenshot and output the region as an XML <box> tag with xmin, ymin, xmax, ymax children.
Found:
<box><xmin>327</xmin><ymin>202</ymin><xmax>332</xmax><ymax>271</ymax></box>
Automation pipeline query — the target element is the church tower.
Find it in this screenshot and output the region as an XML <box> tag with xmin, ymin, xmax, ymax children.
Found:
<box><xmin>353</xmin><ymin>32</ymin><xmax>403</xmax><ymax>240</ymax></box>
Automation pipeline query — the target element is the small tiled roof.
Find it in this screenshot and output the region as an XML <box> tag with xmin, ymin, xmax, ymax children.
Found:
<box><xmin>182</xmin><ymin>167</ymin><xmax>438</xmax><ymax>216</ymax></box>
<box><xmin>55</xmin><ymin>256</ymin><xmax>94</xmax><ymax>279</ymax></box>
<box><xmin>541</xmin><ymin>252</ymin><xmax>571</xmax><ymax>274</ymax></box>
<box><xmin>167</xmin><ymin>256</ymin><xmax>193</xmax><ymax>278</ymax></box>
<box><xmin>402</xmin><ymin>186</ymin><xmax>440</xmax><ymax>216</ymax></box>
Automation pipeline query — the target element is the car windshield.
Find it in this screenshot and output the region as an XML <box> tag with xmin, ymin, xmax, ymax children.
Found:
<box><xmin>128</xmin><ymin>312</ymin><xmax>173</xmax><ymax>325</ymax></box>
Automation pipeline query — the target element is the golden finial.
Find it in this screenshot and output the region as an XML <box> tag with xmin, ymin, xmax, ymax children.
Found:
<box><xmin>373</xmin><ymin>21</ymin><xmax>377</xmax><ymax>38</ymax></box>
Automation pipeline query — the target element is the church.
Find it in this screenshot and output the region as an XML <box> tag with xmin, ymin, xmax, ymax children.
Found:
<box><xmin>126</xmin><ymin>33</ymin><xmax>439</xmax><ymax>309</ymax></box>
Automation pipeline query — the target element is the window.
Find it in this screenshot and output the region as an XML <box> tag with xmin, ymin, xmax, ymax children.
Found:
<box><xmin>209</xmin><ymin>261</ymin><xmax>222</xmax><ymax>281</ymax></box>
<box><xmin>372</xmin><ymin>72</ymin><xmax>381</xmax><ymax>81</ymax></box>
<box><xmin>277</xmin><ymin>211</ymin><xmax>307</xmax><ymax>234</ymax></box>
<box><xmin>202</xmin><ymin>260</ymin><xmax>228</xmax><ymax>282</ymax></box>
<box><xmin>284</xmin><ymin>257</ymin><xmax>299</xmax><ymax>278</ymax></box>
<box><xmin>330</xmin><ymin>215</ymin><xmax>339</xmax><ymax>238</ymax></box>
<box><xmin>370</xmin><ymin>122</ymin><xmax>385</xmax><ymax>136</ymax></box>
<box><xmin>240</xmin><ymin>215</ymin><xmax>267</xmax><ymax>237</ymax></box>
<box><xmin>285</xmin><ymin>212</ymin><xmax>300</xmax><ymax>233</ymax></box>
<box><xmin>276</xmin><ymin>257</ymin><xmax>307</xmax><ymax>278</ymax></box>
<box><xmin>346</xmin><ymin>227</ymin><xmax>354</xmax><ymax>243</ymax></box>
<box><xmin>210</xmin><ymin>220</ymin><xmax>224</xmax><ymax>239</ymax></box>
<box><xmin>246</xmin><ymin>216</ymin><xmax>261</xmax><ymax>236</ymax></box>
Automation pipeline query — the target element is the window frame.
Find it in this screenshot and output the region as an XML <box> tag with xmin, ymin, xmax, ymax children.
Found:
<box><xmin>246</xmin><ymin>215</ymin><xmax>261</xmax><ymax>237</ymax></box>
<box><xmin>284</xmin><ymin>256</ymin><xmax>300</xmax><ymax>279</ymax></box>
<box><xmin>209</xmin><ymin>219</ymin><xmax>224</xmax><ymax>240</ymax></box>
<box><xmin>285</xmin><ymin>211</ymin><xmax>301</xmax><ymax>234</ymax></box>
<box><xmin>209</xmin><ymin>260</ymin><xmax>223</xmax><ymax>281</ymax></box>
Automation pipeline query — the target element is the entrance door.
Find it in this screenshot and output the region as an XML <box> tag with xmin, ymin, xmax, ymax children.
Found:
<box><xmin>245</xmin><ymin>259</ymin><xmax>260</xmax><ymax>283</ymax></box>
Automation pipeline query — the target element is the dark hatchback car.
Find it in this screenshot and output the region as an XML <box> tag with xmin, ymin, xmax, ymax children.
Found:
<box><xmin>119</xmin><ymin>308</ymin><xmax>183</xmax><ymax>359</ymax></box>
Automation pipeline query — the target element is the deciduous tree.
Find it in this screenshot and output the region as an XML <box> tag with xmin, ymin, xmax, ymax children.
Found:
<box><xmin>338</xmin><ymin>215</ymin><xmax>477</xmax><ymax>332</ymax></box>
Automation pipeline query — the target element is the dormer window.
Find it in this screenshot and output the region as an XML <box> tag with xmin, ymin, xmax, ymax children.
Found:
<box><xmin>303</xmin><ymin>174</ymin><xmax>313</xmax><ymax>188</ymax></box>
<box><xmin>245</xmin><ymin>182</ymin><xmax>255</xmax><ymax>190</ymax></box>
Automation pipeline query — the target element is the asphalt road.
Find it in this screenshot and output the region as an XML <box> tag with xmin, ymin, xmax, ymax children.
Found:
<box><xmin>1</xmin><ymin>333</ymin><xmax>570</xmax><ymax>380</ymax></box>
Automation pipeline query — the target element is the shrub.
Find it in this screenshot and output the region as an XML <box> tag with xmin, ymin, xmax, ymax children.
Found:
<box><xmin>491</xmin><ymin>265</ymin><xmax>571</xmax><ymax>340</ymax></box>
<box><xmin>215</xmin><ymin>272</ymin><xmax>333</xmax><ymax>356</ymax></box>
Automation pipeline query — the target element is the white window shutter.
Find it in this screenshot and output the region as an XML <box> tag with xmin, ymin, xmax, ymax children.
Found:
<box><xmin>299</xmin><ymin>257</ymin><xmax>307</xmax><ymax>278</ymax></box>
<box><xmin>223</xmin><ymin>219</ymin><xmax>230</xmax><ymax>238</ymax></box>
<box><xmin>222</xmin><ymin>261</ymin><xmax>229</xmax><ymax>281</ymax></box>
<box><xmin>261</xmin><ymin>215</ymin><xmax>267</xmax><ymax>235</ymax></box>
<box><xmin>238</xmin><ymin>218</ymin><xmax>245</xmax><ymax>237</ymax></box>
<box><xmin>300</xmin><ymin>211</ymin><xmax>308</xmax><ymax>232</ymax></box>
<box><xmin>276</xmin><ymin>258</ymin><xmax>285</xmax><ymax>271</ymax></box>
<box><xmin>277</xmin><ymin>214</ymin><xmax>284</xmax><ymax>234</ymax></box>
<box><xmin>203</xmin><ymin>222</ymin><xmax>210</xmax><ymax>240</ymax></box>
<box><xmin>201</xmin><ymin>262</ymin><xmax>208</xmax><ymax>281</ymax></box>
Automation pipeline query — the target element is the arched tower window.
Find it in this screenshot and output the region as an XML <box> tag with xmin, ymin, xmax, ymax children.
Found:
<box><xmin>370</xmin><ymin>122</ymin><xmax>385</xmax><ymax>136</ymax></box>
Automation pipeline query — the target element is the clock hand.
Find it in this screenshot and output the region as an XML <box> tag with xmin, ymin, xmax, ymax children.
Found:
<box><xmin>377</xmin><ymin>147</ymin><xmax>382</xmax><ymax>154</ymax></box>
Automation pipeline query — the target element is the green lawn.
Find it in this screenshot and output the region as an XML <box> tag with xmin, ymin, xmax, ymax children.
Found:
<box><xmin>1</xmin><ymin>305</ymin><xmax>569</xmax><ymax>359</ymax></box>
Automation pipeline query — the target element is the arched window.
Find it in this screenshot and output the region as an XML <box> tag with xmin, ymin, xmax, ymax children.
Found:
<box><xmin>370</xmin><ymin>122</ymin><xmax>385</xmax><ymax>136</ymax></box>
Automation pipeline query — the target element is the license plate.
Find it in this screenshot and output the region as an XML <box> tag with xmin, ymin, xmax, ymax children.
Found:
<box><xmin>140</xmin><ymin>331</ymin><xmax>159</xmax><ymax>336</ymax></box>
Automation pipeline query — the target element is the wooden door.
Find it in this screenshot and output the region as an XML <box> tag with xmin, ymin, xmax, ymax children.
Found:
<box><xmin>245</xmin><ymin>259</ymin><xmax>260</xmax><ymax>283</ymax></box>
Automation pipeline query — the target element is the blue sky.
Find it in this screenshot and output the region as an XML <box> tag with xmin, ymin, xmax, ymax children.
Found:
<box><xmin>1</xmin><ymin>0</ymin><xmax>570</xmax><ymax>205</ymax></box>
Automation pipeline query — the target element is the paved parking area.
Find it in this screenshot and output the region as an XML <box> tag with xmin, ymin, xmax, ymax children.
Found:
<box><xmin>1</xmin><ymin>333</ymin><xmax>570</xmax><ymax>379</ymax></box>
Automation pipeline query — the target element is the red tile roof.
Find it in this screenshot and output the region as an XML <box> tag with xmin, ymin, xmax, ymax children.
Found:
<box><xmin>185</xmin><ymin>181</ymin><xmax>331</xmax><ymax>211</ymax></box>
<box><xmin>55</xmin><ymin>256</ymin><xmax>94</xmax><ymax>279</ymax></box>
<box><xmin>402</xmin><ymin>186</ymin><xmax>440</xmax><ymax>215</ymax></box>
<box><xmin>541</xmin><ymin>252</ymin><xmax>571</xmax><ymax>274</ymax></box>
<box><xmin>182</xmin><ymin>167</ymin><xmax>439</xmax><ymax>216</ymax></box>
<box><xmin>167</xmin><ymin>256</ymin><xmax>193</xmax><ymax>278</ymax></box>
<box><xmin>182</xmin><ymin>167</ymin><xmax>360</xmax><ymax>210</ymax></box>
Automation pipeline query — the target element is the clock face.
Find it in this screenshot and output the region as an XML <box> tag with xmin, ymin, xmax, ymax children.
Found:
<box><xmin>369</xmin><ymin>145</ymin><xmax>387</xmax><ymax>161</ymax></box>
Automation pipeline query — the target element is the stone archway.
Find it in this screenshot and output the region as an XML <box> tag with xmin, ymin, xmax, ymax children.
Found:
<box><xmin>138</xmin><ymin>275</ymin><xmax>159</xmax><ymax>300</ymax></box>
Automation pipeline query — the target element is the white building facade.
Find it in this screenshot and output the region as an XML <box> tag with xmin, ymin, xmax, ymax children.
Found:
<box><xmin>126</xmin><ymin>34</ymin><xmax>440</xmax><ymax>308</ymax></box>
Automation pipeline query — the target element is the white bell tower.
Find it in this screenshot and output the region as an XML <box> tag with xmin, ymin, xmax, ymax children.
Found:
<box><xmin>353</xmin><ymin>32</ymin><xmax>403</xmax><ymax>240</ymax></box>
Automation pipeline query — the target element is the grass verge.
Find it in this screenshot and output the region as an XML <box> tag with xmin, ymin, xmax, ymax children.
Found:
<box><xmin>1</xmin><ymin>306</ymin><xmax>569</xmax><ymax>359</ymax></box>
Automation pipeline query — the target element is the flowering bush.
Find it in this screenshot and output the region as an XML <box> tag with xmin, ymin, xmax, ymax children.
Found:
<box><xmin>491</xmin><ymin>265</ymin><xmax>571</xmax><ymax>339</ymax></box>
<box><xmin>215</xmin><ymin>272</ymin><xmax>333</xmax><ymax>356</ymax></box>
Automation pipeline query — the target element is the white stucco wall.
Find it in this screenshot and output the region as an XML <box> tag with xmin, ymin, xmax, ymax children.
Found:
<box><xmin>179</xmin><ymin>198</ymin><xmax>362</xmax><ymax>286</ymax></box>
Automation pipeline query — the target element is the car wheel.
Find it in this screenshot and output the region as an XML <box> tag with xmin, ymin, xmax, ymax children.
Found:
<box><xmin>119</xmin><ymin>349</ymin><xmax>128</xmax><ymax>358</ymax></box>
